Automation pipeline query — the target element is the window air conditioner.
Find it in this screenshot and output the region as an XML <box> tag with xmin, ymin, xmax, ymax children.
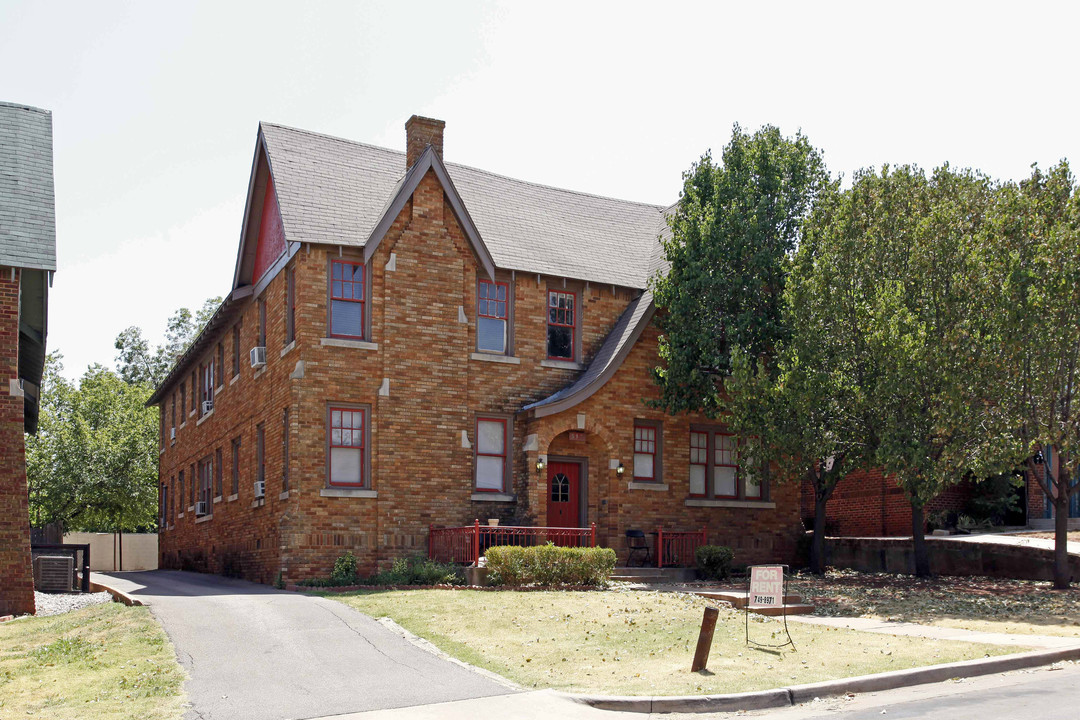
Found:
<box><xmin>195</xmin><ymin>501</ymin><xmax>208</xmax><ymax>516</ymax></box>
<box><xmin>170</xmin><ymin>427</ymin><xmax>176</xmax><ymax>441</ymax></box>
<box><xmin>202</xmin><ymin>400</ymin><xmax>214</xmax><ymax>414</ymax></box>
<box><xmin>250</xmin><ymin>347</ymin><xmax>267</xmax><ymax>368</ymax></box>
<box><xmin>254</xmin><ymin>480</ymin><xmax>266</xmax><ymax>498</ymax></box>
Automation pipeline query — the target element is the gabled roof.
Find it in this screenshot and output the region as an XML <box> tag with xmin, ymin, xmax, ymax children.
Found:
<box><xmin>259</xmin><ymin>123</ymin><xmax>666</xmax><ymax>289</ymax></box>
<box><xmin>0</xmin><ymin>102</ymin><xmax>57</xmax><ymax>272</ymax></box>
<box><xmin>523</xmin><ymin>291</ymin><xmax>656</xmax><ymax>417</ymax></box>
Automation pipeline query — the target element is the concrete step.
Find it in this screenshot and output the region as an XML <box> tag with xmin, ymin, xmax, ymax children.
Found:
<box><xmin>691</xmin><ymin>589</ymin><xmax>815</xmax><ymax>616</ymax></box>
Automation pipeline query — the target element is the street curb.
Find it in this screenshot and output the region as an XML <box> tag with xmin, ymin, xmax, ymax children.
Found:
<box><xmin>560</xmin><ymin>645</ymin><xmax>1080</xmax><ymax>714</ymax></box>
<box><xmin>89</xmin><ymin>580</ymin><xmax>143</xmax><ymax>607</ymax></box>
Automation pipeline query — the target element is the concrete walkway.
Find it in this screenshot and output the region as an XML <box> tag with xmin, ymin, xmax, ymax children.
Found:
<box><xmin>939</xmin><ymin>531</ymin><xmax>1080</xmax><ymax>556</ymax></box>
<box><xmin>94</xmin><ymin>570</ymin><xmax>513</xmax><ymax>720</ymax></box>
<box><xmin>786</xmin><ymin>614</ymin><xmax>1078</xmax><ymax>648</ymax></box>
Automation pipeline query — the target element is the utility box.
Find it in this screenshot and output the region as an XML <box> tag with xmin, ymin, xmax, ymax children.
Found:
<box><xmin>33</xmin><ymin>555</ymin><xmax>74</xmax><ymax>593</ymax></box>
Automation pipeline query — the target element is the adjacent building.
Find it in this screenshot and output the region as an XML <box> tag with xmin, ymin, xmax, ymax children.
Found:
<box><xmin>0</xmin><ymin>102</ymin><xmax>57</xmax><ymax>616</ymax></box>
<box><xmin>150</xmin><ymin>116</ymin><xmax>802</xmax><ymax>584</ymax></box>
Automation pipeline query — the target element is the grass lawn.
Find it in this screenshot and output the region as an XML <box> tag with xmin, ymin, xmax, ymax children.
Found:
<box><xmin>325</xmin><ymin>588</ymin><xmax>1013</xmax><ymax>696</ymax></box>
<box><xmin>0</xmin><ymin>602</ymin><xmax>185</xmax><ymax>720</ymax></box>
<box><xmin>793</xmin><ymin>570</ymin><xmax>1080</xmax><ymax>638</ymax></box>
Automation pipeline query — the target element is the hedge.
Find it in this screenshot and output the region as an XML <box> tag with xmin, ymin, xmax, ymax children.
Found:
<box><xmin>485</xmin><ymin>544</ymin><xmax>617</xmax><ymax>587</ymax></box>
<box><xmin>695</xmin><ymin>545</ymin><xmax>735</xmax><ymax>580</ymax></box>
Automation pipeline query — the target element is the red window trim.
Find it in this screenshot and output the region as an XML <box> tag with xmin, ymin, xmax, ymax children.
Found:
<box><xmin>329</xmin><ymin>405</ymin><xmax>366</xmax><ymax>487</ymax></box>
<box><xmin>689</xmin><ymin>430</ymin><xmax>709</xmax><ymax>498</ymax></box>
<box><xmin>475</xmin><ymin>416</ymin><xmax>507</xmax><ymax>493</ymax></box>
<box><xmin>330</xmin><ymin>259</ymin><xmax>366</xmax><ymax>340</ymax></box>
<box><xmin>713</xmin><ymin>432</ymin><xmax>739</xmax><ymax>499</ymax></box>
<box><xmin>633</xmin><ymin>423</ymin><xmax>657</xmax><ymax>481</ymax></box>
<box><xmin>546</xmin><ymin>289</ymin><xmax>576</xmax><ymax>361</ymax></box>
<box><xmin>477</xmin><ymin>280</ymin><xmax>509</xmax><ymax>320</ymax></box>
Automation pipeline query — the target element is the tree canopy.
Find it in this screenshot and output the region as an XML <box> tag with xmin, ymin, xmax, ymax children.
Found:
<box><xmin>114</xmin><ymin>296</ymin><xmax>221</xmax><ymax>387</ymax></box>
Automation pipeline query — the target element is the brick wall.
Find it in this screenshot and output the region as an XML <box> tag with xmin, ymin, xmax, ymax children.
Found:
<box><xmin>0</xmin><ymin>269</ymin><xmax>35</xmax><ymax>616</ymax></box>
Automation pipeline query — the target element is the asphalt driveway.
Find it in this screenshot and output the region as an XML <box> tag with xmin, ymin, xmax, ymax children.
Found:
<box><xmin>94</xmin><ymin>570</ymin><xmax>513</xmax><ymax>720</ymax></box>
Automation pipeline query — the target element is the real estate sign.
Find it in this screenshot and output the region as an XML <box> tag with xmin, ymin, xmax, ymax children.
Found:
<box><xmin>749</xmin><ymin>565</ymin><xmax>783</xmax><ymax>606</ymax></box>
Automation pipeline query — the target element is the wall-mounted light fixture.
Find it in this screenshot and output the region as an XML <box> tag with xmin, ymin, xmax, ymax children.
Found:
<box><xmin>535</xmin><ymin>458</ymin><xmax>546</xmax><ymax>475</ymax></box>
<box><xmin>616</xmin><ymin>462</ymin><xmax>625</xmax><ymax>477</ymax></box>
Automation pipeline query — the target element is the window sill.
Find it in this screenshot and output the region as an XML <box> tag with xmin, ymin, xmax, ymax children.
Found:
<box><xmin>177</xmin><ymin>512</ymin><xmax>184</xmax><ymax>519</ymax></box>
<box><xmin>684</xmin><ymin>498</ymin><xmax>775</xmax><ymax>509</ymax></box>
<box><xmin>215</xmin><ymin>385</ymin><xmax>224</xmax><ymax>395</ymax></box>
<box><xmin>321</xmin><ymin>337</ymin><xmax>378</xmax><ymax>351</ymax></box>
<box><xmin>253</xmin><ymin>367</ymin><xmax>266</xmax><ymax>380</ymax></box>
<box><xmin>251</xmin><ymin>497</ymin><xmax>266</xmax><ymax>508</ymax></box>
<box><xmin>540</xmin><ymin>359</ymin><xmax>582</xmax><ymax>370</ymax></box>
<box><xmin>213</xmin><ymin>496</ymin><xmax>222</xmax><ymax>504</ymax></box>
<box><xmin>226</xmin><ymin>493</ymin><xmax>238</xmax><ymax>502</ymax></box>
<box><xmin>178</xmin><ymin>422</ymin><xmax>186</xmax><ymax>431</ymax></box>
<box><xmin>188</xmin><ymin>409</ymin><xmax>197</xmax><ymax>418</ymax></box>
<box><xmin>320</xmin><ymin>487</ymin><xmax>378</xmax><ymax>498</ymax></box>
<box><xmin>230</xmin><ymin>374</ymin><xmax>240</xmax><ymax>386</ymax></box>
<box><xmin>471</xmin><ymin>492</ymin><xmax>516</xmax><ymax>502</ymax></box>
<box><xmin>627</xmin><ymin>481</ymin><xmax>669</xmax><ymax>491</ymax></box>
<box><xmin>469</xmin><ymin>352</ymin><xmax>521</xmax><ymax>365</ymax></box>
<box><xmin>280</xmin><ymin>341</ymin><xmax>296</xmax><ymax>358</ymax></box>
<box><xmin>279</xmin><ymin>490</ymin><xmax>290</xmax><ymax>501</ymax></box>
<box><xmin>195</xmin><ymin>514</ymin><xmax>213</xmax><ymax>524</ymax></box>
<box><xmin>187</xmin><ymin>505</ymin><xmax>194</xmax><ymax>513</ymax></box>
<box><xmin>196</xmin><ymin>409</ymin><xmax>214</xmax><ymax>426</ymax></box>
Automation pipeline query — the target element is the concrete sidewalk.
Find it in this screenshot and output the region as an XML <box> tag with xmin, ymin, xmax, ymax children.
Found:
<box><xmin>940</xmin><ymin>531</ymin><xmax>1080</xmax><ymax>556</ymax></box>
<box><xmin>786</xmin><ymin>614</ymin><xmax>1078</xmax><ymax>648</ymax></box>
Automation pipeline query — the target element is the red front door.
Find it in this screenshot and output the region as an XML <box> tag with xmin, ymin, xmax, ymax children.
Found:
<box><xmin>547</xmin><ymin>461</ymin><xmax>580</xmax><ymax>529</ymax></box>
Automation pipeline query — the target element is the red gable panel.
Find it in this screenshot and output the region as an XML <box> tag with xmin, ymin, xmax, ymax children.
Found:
<box><xmin>253</xmin><ymin>175</ymin><xmax>286</xmax><ymax>284</ymax></box>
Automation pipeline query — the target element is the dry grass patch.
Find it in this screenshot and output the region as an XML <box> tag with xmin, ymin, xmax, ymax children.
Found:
<box><xmin>327</xmin><ymin>588</ymin><xmax>1012</xmax><ymax>696</ymax></box>
<box><xmin>793</xmin><ymin>570</ymin><xmax>1080</xmax><ymax>638</ymax></box>
<box><xmin>0</xmin><ymin>602</ymin><xmax>185</xmax><ymax>720</ymax></box>
<box><xmin>1016</xmin><ymin>531</ymin><xmax>1080</xmax><ymax>543</ymax></box>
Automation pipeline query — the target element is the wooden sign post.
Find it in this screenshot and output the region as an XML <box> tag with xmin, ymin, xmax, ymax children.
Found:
<box><xmin>690</xmin><ymin>605</ymin><xmax>719</xmax><ymax>672</ymax></box>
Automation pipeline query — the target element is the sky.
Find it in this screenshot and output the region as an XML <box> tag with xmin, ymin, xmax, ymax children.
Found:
<box><xmin>1</xmin><ymin>1</ymin><xmax>1078</xmax><ymax>380</ymax></box>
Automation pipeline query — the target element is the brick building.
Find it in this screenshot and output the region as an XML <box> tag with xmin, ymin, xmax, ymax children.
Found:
<box><xmin>150</xmin><ymin>116</ymin><xmax>802</xmax><ymax>584</ymax></box>
<box><xmin>0</xmin><ymin>102</ymin><xmax>57</xmax><ymax>616</ymax></box>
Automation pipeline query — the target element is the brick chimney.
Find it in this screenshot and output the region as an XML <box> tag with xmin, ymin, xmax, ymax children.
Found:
<box><xmin>405</xmin><ymin>115</ymin><xmax>445</xmax><ymax>168</ymax></box>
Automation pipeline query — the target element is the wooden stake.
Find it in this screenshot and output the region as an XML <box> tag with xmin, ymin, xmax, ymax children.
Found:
<box><xmin>691</xmin><ymin>606</ymin><xmax>719</xmax><ymax>672</ymax></box>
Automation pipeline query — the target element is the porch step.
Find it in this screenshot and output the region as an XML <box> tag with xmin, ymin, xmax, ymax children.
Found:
<box><xmin>610</xmin><ymin>567</ymin><xmax>697</xmax><ymax>583</ymax></box>
<box><xmin>693</xmin><ymin>590</ymin><xmax>815</xmax><ymax>617</ymax></box>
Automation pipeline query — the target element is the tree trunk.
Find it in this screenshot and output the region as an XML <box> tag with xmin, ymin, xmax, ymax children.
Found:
<box><xmin>911</xmin><ymin>501</ymin><xmax>930</xmax><ymax>577</ymax></box>
<box><xmin>1053</xmin><ymin>492</ymin><xmax>1070</xmax><ymax>589</ymax></box>
<box><xmin>811</xmin><ymin>494</ymin><xmax>829</xmax><ymax>575</ymax></box>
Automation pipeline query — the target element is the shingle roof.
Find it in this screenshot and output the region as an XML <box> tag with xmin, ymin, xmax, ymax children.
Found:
<box><xmin>0</xmin><ymin>102</ymin><xmax>57</xmax><ymax>272</ymax></box>
<box><xmin>260</xmin><ymin>123</ymin><xmax>666</xmax><ymax>289</ymax></box>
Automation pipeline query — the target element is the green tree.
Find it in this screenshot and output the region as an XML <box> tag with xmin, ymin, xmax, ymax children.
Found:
<box><xmin>114</xmin><ymin>296</ymin><xmax>221</xmax><ymax>387</ymax></box>
<box><xmin>26</xmin><ymin>354</ymin><xmax>159</xmax><ymax>534</ymax></box>
<box><xmin>724</xmin><ymin>179</ymin><xmax>881</xmax><ymax>573</ymax></box>
<box><xmin>990</xmin><ymin>161</ymin><xmax>1080</xmax><ymax>588</ymax></box>
<box><xmin>864</xmin><ymin>165</ymin><xmax>1008</xmax><ymax>576</ymax></box>
<box><xmin>650</xmin><ymin>125</ymin><xmax>828</xmax><ymax>416</ymax></box>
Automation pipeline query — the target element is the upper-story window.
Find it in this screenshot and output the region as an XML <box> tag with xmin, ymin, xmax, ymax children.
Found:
<box><xmin>330</xmin><ymin>260</ymin><xmax>365</xmax><ymax>339</ymax></box>
<box><xmin>285</xmin><ymin>266</ymin><xmax>296</xmax><ymax>345</ymax></box>
<box><xmin>232</xmin><ymin>322</ymin><xmax>241</xmax><ymax>378</ymax></box>
<box><xmin>190</xmin><ymin>372</ymin><xmax>196</xmax><ymax>413</ymax></box>
<box><xmin>200</xmin><ymin>359</ymin><xmax>214</xmax><ymax>415</ymax></box>
<box><xmin>633</xmin><ymin>420</ymin><xmax>662</xmax><ymax>481</ymax></box>
<box><xmin>477</xmin><ymin>280</ymin><xmax>509</xmax><ymax>354</ymax></box>
<box><xmin>257</xmin><ymin>297</ymin><xmax>267</xmax><ymax>348</ymax></box>
<box><xmin>547</xmin><ymin>290</ymin><xmax>576</xmax><ymax>360</ymax></box>
<box><xmin>179</xmin><ymin>386</ymin><xmax>186</xmax><ymax>423</ymax></box>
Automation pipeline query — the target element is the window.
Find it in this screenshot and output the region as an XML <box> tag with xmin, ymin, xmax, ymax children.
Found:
<box><xmin>475</xmin><ymin>417</ymin><xmax>508</xmax><ymax>492</ymax></box>
<box><xmin>189</xmin><ymin>463</ymin><xmax>196</xmax><ymax>505</ymax></box>
<box><xmin>231</xmin><ymin>437</ymin><xmax>241</xmax><ymax>495</ymax></box>
<box><xmin>256</xmin><ymin>424</ymin><xmax>265</xmax><ymax>487</ymax></box>
<box><xmin>169</xmin><ymin>476</ymin><xmax>175</xmax><ymax>521</ymax></box>
<box><xmin>160</xmin><ymin>483</ymin><xmax>166</xmax><ymax>525</ymax></box>
<box><xmin>546</xmin><ymin>290</ymin><xmax>576</xmax><ymax>360</ymax></box>
<box><xmin>178</xmin><ymin>470</ymin><xmax>184</xmax><ymax>513</ymax></box>
<box><xmin>171</xmin><ymin>394</ymin><xmax>176</xmax><ymax>435</ymax></box>
<box><xmin>198</xmin><ymin>456</ymin><xmax>213</xmax><ymax>512</ymax></box>
<box><xmin>179</xmin><ymin>385</ymin><xmax>186</xmax><ymax>421</ymax></box>
<box><xmin>633</xmin><ymin>422</ymin><xmax>660</xmax><ymax>481</ymax></box>
<box><xmin>232</xmin><ymin>323</ymin><xmax>241</xmax><ymax>377</ymax></box>
<box><xmin>329</xmin><ymin>406</ymin><xmax>366</xmax><ymax>486</ymax></box>
<box><xmin>689</xmin><ymin>429</ymin><xmax>763</xmax><ymax>500</ymax></box>
<box><xmin>190</xmin><ymin>373</ymin><xmax>196</xmax><ymax>413</ymax></box>
<box><xmin>257</xmin><ymin>297</ymin><xmax>267</xmax><ymax>348</ymax></box>
<box><xmin>285</xmin><ymin>266</ymin><xmax>295</xmax><ymax>344</ymax></box>
<box><xmin>477</xmin><ymin>280</ymin><xmax>509</xmax><ymax>354</ymax></box>
<box><xmin>330</xmin><ymin>260</ymin><xmax>365</xmax><ymax>339</ymax></box>
<box><xmin>215</xmin><ymin>448</ymin><xmax>223</xmax><ymax>498</ymax></box>
<box><xmin>281</xmin><ymin>408</ymin><xmax>290</xmax><ymax>491</ymax></box>
<box><xmin>200</xmin><ymin>359</ymin><xmax>214</xmax><ymax>415</ymax></box>
<box><xmin>217</xmin><ymin>342</ymin><xmax>225</xmax><ymax>385</ymax></box>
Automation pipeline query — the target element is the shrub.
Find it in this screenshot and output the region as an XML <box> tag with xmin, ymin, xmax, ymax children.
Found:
<box><xmin>367</xmin><ymin>556</ymin><xmax>463</xmax><ymax>586</ymax></box>
<box><xmin>330</xmin><ymin>551</ymin><xmax>359</xmax><ymax>584</ymax></box>
<box><xmin>695</xmin><ymin>545</ymin><xmax>735</xmax><ymax>580</ymax></box>
<box><xmin>485</xmin><ymin>544</ymin><xmax>616</xmax><ymax>587</ymax></box>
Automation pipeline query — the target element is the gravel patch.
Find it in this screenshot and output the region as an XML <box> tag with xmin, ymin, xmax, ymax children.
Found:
<box><xmin>34</xmin><ymin>591</ymin><xmax>113</xmax><ymax>617</ymax></box>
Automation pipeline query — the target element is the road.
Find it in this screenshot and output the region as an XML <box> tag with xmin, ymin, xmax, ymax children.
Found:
<box><xmin>95</xmin><ymin>570</ymin><xmax>513</xmax><ymax>720</ymax></box>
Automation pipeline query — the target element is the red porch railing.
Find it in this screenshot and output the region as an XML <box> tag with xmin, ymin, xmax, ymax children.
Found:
<box><xmin>656</xmin><ymin>527</ymin><xmax>707</xmax><ymax>568</ymax></box>
<box><xmin>429</xmin><ymin>520</ymin><xmax>597</xmax><ymax>565</ymax></box>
